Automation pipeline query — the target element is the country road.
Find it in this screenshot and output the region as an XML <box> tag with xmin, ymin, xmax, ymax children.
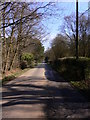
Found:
<box><xmin>2</xmin><ymin>63</ymin><xmax>90</xmax><ymax>119</ymax></box>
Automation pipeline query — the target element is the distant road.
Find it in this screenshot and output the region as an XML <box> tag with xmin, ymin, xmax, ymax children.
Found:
<box><xmin>2</xmin><ymin>63</ymin><xmax>90</xmax><ymax>119</ymax></box>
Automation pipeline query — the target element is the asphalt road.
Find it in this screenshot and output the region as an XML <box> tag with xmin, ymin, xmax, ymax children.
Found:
<box><xmin>2</xmin><ymin>63</ymin><xmax>90</xmax><ymax>119</ymax></box>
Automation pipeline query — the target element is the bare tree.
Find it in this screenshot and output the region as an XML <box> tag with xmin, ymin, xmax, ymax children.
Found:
<box><xmin>0</xmin><ymin>2</ymin><xmax>58</xmax><ymax>74</ymax></box>
<box><xmin>60</xmin><ymin>13</ymin><xmax>89</xmax><ymax>57</ymax></box>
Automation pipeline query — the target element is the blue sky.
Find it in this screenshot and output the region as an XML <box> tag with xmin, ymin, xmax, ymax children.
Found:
<box><xmin>41</xmin><ymin>2</ymin><xmax>88</xmax><ymax>51</ymax></box>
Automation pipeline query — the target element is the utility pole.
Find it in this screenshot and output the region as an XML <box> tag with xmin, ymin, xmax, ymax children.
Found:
<box><xmin>76</xmin><ymin>0</ymin><xmax>79</xmax><ymax>59</ymax></box>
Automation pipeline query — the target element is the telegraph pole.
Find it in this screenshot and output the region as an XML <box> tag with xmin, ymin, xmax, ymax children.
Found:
<box><xmin>76</xmin><ymin>0</ymin><xmax>79</xmax><ymax>59</ymax></box>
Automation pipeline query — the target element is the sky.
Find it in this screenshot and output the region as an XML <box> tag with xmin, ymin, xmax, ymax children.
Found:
<box><xmin>41</xmin><ymin>1</ymin><xmax>89</xmax><ymax>51</ymax></box>
<box><xmin>4</xmin><ymin>0</ymin><xmax>89</xmax><ymax>51</ymax></box>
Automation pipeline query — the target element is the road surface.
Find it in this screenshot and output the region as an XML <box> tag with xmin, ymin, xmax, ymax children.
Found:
<box><xmin>2</xmin><ymin>63</ymin><xmax>90</xmax><ymax>119</ymax></box>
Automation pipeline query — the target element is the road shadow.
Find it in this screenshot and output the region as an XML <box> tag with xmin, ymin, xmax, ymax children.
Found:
<box><xmin>35</xmin><ymin>63</ymin><xmax>45</xmax><ymax>69</ymax></box>
<box><xmin>45</xmin><ymin>64</ymin><xmax>67</xmax><ymax>82</ymax></box>
<box><xmin>44</xmin><ymin>64</ymin><xmax>89</xmax><ymax>119</ymax></box>
<box><xmin>2</xmin><ymin>63</ymin><xmax>90</xmax><ymax>119</ymax></box>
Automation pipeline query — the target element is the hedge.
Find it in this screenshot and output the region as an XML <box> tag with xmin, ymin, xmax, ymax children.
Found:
<box><xmin>51</xmin><ymin>57</ymin><xmax>90</xmax><ymax>81</ymax></box>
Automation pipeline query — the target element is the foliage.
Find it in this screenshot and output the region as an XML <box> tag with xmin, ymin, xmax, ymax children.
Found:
<box><xmin>45</xmin><ymin>34</ymin><xmax>70</xmax><ymax>61</ymax></box>
<box><xmin>51</xmin><ymin>34</ymin><xmax>69</xmax><ymax>59</ymax></box>
<box><xmin>50</xmin><ymin>57</ymin><xmax>90</xmax><ymax>100</ymax></box>
<box><xmin>20</xmin><ymin>61</ymin><xmax>28</xmax><ymax>70</ymax></box>
<box><xmin>51</xmin><ymin>57</ymin><xmax>90</xmax><ymax>81</ymax></box>
<box><xmin>46</xmin><ymin>14</ymin><xmax>90</xmax><ymax>61</ymax></box>
<box><xmin>21</xmin><ymin>53</ymin><xmax>34</xmax><ymax>62</ymax></box>
<box><xmin>71</xmin><ymin>80</ymin><xmax>89</xmax><ymax>90</ymax></box>
<box><xmin>1</xmin><ymin>2</ymin><xmax>52</xmax><ymax>74</ymax></box>
<box><xmin>21</xmin><ymin>53</ymin><xmax>34</xmax><ymax>69</ymax></box>
<box><xmin>32</xmin><ymin>40</ymin><xmax>44</xmax><ymax>63</ymax></box>
<box><xmin>22</xmin><ymin>38</ymin><xmax>44</xmax><ymax>63</ymax></box>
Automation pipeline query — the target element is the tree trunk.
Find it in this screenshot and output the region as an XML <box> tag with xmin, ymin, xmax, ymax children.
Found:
<box><xmin>2</xmin><ymin>6</ymin><xmax>7</xmax><ymax>74</ymax></box>
<box><xmin>4</xmin><ymin>27</ymin><xmax>14</xmax><ymax>72</ymax></box>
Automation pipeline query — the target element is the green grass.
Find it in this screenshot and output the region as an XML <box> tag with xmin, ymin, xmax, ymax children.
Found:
<box><xmin>71</xmin><ymin>80</ymin><xmax>89</xmax><ymax>90</ymax></box>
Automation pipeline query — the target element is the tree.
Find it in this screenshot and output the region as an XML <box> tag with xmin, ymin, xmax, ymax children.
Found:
<box><xmin>0</xmin><ymin>2</ymin><xmax>53</xmax><ymax>74</ymax></box>
<box><xmin>45</xmin><ymin>34</ymin><xmax>69</xmax><ymax>61</ymax></box>
<box><xmin>60</xmin><ymin>13</ymin><xmax>90</xmax><ymax>58</ymax></box>
<box><xmin>79</xmin><ymin>15</ymin><xmax>89</xmax><ymax>57</ymax></box>
<box><xmin>23</xmin><ymin>38</ymin><xmax>44</xmax><ymax>63</ymax></box>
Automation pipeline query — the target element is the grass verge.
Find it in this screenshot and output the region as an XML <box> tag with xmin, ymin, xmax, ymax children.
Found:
<box><xmin>2</xmin><ymin>68</ymin><xmax>30</xmax><ymax>85</ymax></box>
<box><xmin>70</xmin><ymin>80</ymin><xmax>90</xmax><ymax>101</ymax></box>
<box><xmin>50</xmin><ymin>57</ymin><xmax>90</xmax><ymax>101</ymax></box>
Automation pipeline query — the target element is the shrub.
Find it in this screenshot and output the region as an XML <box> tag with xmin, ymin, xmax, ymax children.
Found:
<box><xmin>21</xmin><ymin>53</ymin><xmax>34</xmax><ymax>69</ymax></box>
<box><xmin>20</xmin><ymin>61</ymin><xmax>28</xmax><ymax>69</ymax></box>
<box><xmin>51</xmin><ymin>57</ymin><xmax>90</xmax><ymax>81</ymax></box>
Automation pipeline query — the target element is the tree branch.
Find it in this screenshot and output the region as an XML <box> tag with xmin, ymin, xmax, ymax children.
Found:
<box><xmin>0</xmin><ymin>2</ymin><xmax>51</xmax><ymax>29</ymax></box>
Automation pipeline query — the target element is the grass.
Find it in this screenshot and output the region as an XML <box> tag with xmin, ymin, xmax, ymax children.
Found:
<box><xmin>1</xmin><ymin>62</ymin><xmax>38</xmax><ymax>85</ymax></box>
<box><xmin>71</xmin><ymin>80</ymin><xmax>90</xmax><ymax>101</ymax></box>
<box><xmin>2</xmin><ymin>68</ymin><xmax>30</xmax><ymax>85</ymax></box>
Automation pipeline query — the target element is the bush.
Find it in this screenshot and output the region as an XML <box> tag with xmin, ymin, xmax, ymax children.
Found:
<box><xmin>50</xmin><ymin>57</ymin><xmax>90</xmax><ymax>101</ymax></box>
<box><xmin>20</xmin><ymin>61</ymin><xmax>28</xmax><ymax>69</ymax></box>
<box><xmin>51</xmin><ymin>57</ymin><xmax>90</xmax><ymax>81</ymax></box>
<box><xmin>21</xmin><ymin>53</ymin><xmax>34</xmax><ymax>69</ymax></box>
